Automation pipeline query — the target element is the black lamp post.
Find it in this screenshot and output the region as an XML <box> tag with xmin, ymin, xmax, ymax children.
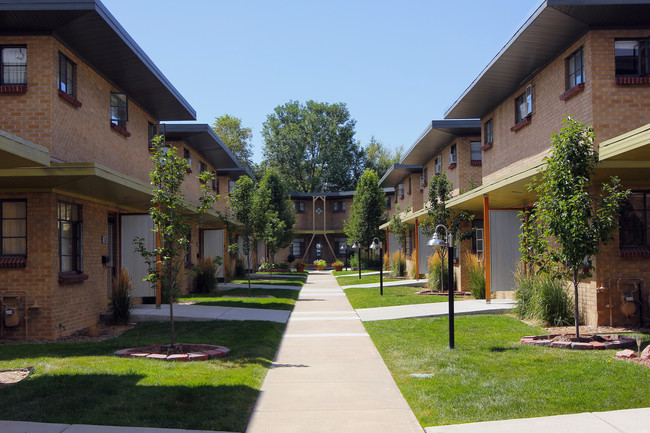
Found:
<box><xmin>340</xmin><ymin>243</ymin><xmax>349</xmax><ymax>271</ymax></box>
<box><xmin>428</xmin><ymin>224</ymin><xmax>454</xmax><ymax>350</ymax></box>
<box><xmin>370</xmin><ymin>237</ymin><xmax>383</xmax><ymax>296</ymax></box>
<box><xmin>352</xmin><ymin>241</ymin><xmax>361</xmax><ymax>279</ymax></box>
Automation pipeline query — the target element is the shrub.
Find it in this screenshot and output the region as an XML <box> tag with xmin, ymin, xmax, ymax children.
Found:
<box><xmin>427</xmin><ymin>252</ymin><xmax>456</xmax><ymax>291</ymax></box>
<box><xmin>287</xmin><ymin>254</ymin><xmax>295</xmax><ymax>263</ymax></box>
<box><xmin>192</xmin><ymin>257</ymin><xmax>222</xmax><ymax>293</ymax></box>
<box><xmin>259</xmin><ymin>261</ymin><xmax>290</xmax><ymax>271</ymax></box>
<box><xmin>390</xmin><ymin>251</ymin><xmax>406</xmax><ymax>277</ymax></box>
<box><xmin>333</xmin><ymin>259</ymin><xmax>344</xmax><ymax>267</ymax></box>
<box><xmin>350</xmin><ymin>251</ymin><xmax>381</xmax><ymax>269</ymax></box>
<box><xmin>513</xmin><ymin>268</ymin><xmax>574</xmax><ymax>326</ymax></box>
<box><xmin>314</xmin><ymin>259</ymin><xmax>327</xmax><ymax>268</ymax></box>
<box><xmin>111</xmin><ymin>268</ymin><xmax>132</xmax><ymax>325</ymax></box>
<box><xmin>464</xmin><ymin>254</ymin><xmax>486</xmax><ymax>299</ymax></box>
<box><xmin>234</xmin><ymin>256</ymin><xmax>247</xmax><ymax>278</ymax></box>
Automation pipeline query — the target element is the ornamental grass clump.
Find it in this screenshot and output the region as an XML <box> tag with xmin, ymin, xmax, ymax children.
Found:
<box><xmin>427</xmin><ymin>252</ymin><xmax>456</xmax><ymax>291</ymax></box>
<box><xmin>111</xmin><ymin>268</ymin><xmax>132</xmax><ymax>325</ymax></box>
<box><xmin>390</xmin><ymin>251</ymin><xmax>406</xmax><ymax>277</ymax></box>
<box><xmin>464</xmin><ymin>253</ymin><xmax>486</xmax><ymax>299</ymax></box>
<box><xmin>193</xmin><ymin>257</ymin><xmax>222</xmax><ymax>293</ymax></box>
<box><xmin>513</xmin><ymin>267</ymin><xmax>574</xmax><ymax>326</ymax></box>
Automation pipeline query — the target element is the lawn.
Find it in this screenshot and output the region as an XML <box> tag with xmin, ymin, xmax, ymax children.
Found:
<box><xmin>365</xmin><ymin>314</ymin><xmax>650</xmax><ymax>428</ymax></box>
<box><xmin>345</xmin><ymin>286</ymin><xmax>462</xmax><ymax>309</ymax></box>
<box><xmin>232</xmin><ymin>278</ymin><xmax>304</xmax><ymax>287</ymax></box>
<box><xmin>180</xmin><ymin>287</ymin><xmax>299</xmax><ymax>311</ymax></box>
<box><xmin>0</xmin><ymin>321</ymin><xmax>284</xmax><ymax>432</ymax></box>
<box><xmin>333</xmin><ymin>270</ymin><xmax>379</xmax><ymax>277</ymax></box>
<box><xmin>336</xmin><ymin>274</ymin><xmax>401</xmax><ymax>286</ymax></box>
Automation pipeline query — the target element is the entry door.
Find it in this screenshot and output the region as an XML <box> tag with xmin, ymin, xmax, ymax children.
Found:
<box><xmin>203</xmin><ymin>229</ymin><xmax>224</xmax><ymax>278</ymax></box>
<box><xmin>489</xmin><ymin>210</ymin><xmax>522</xmax><ymax>292</ymax></box>
<box><xmin>120</xmin><ymin>214</ymin><xmax>155</xmax><ymax>297</ymax></box>
<box><xmin>107</xmin><ymin>214</ymin><xmax>118</xmax><ymax>296</ymax></box>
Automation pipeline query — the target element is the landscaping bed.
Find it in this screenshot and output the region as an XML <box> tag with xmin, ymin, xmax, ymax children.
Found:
<box><xmin>521</xmin><ymin>334</ymin><xmax>636</xmax><ymax>350</ymax></box>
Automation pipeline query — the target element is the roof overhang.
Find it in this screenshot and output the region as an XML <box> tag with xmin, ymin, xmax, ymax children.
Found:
<box><xmin>0</xmin><ymin>0</ymin><xmax>195</xmax><ymax>121</ymax></box>
<box><xmin>401</xmin><ymin>120</ymin><xmax>482</xmax><ymax>166</ymax></box>
<box><xmin>445</xmin><ymin>0</ymin><xmax>650</xmax><ymax>119</ymax></box>
<box><xmin>0</xmin><ymin>129</ymin><xmax>50</xmax><ymax>168</ymax></box>
<box><xmin>163</xmin><ymin>124</ymin><xmax>255</xmax><ymax>181</ymax></box>
<box><xmin>379</xmin><ymin>164</ymin><xmax>423</xmax><ymax>187</ymax></box>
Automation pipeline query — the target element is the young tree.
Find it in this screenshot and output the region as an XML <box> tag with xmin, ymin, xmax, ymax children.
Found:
<box><xmin>135</xmin><ymin>136</ymin><xmax>216</xmax><ymax>346</ymax></box>
<box><xmin>364</xmin><ymin>137</ymin><xmax>403</xmax><ymax>178</ymax></box>
<box><xmin>227</xmin><ymin>175</ymin><xmax>257</xmax><ymax>295</ymax></box>
<box><xmin>526</xmin><ymin>117</ymin><xmax>629</xmax><ymax>337</ymax></box>
<box><xmin>344</xmin><ymin>169</ymin><xmax>387</xmax><ymax>258</ymax></box>
<box><xmin>262</xmin><ymin>100</ymin><xmax>363</xmax><ymax>192</ymax></box>
<box><xmin>387</xmin><ymin>204</ymin><xmax>411</xmax><ymax>276</ymax></box>
<box><xmin>212</xmin><ymin>114</ymin><xmax>254</xmax><ymax>170</ymax></box>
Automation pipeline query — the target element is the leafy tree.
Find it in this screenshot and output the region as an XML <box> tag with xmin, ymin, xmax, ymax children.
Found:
<box><xmin>364</xmin><ymin>136</ymin><xmax>403</xmax><ymax>178</ymax></box>
<box><xmin>135</xmin><ymin>136</ymin><xmax>216</xmax><ymax>346</ymax></box>
<box><xmin>387</xmin><ymin>204</ymin><xmax>411</xmax><ymax>276</ymax></box>
<box><xmin>212</xmin><ymin>114</ymin><xmax>254</xmax><ymax>171</ymax></box>
<box><xmin>227</xmin><ymin>175</ymin><xmax>257</xmax><ymax>295</ymax></box>
<box><xmin>344</xmin><ymin>170</ymin><xmax>387</xmax><ymax>256</ymax></box>
<box><xmin>523</xmin><ymin>117</ymin><xmax>629</xmax><ymax>337</ymax></box>
<box><xmin>262</xmin><ymin>100</ymin><xmax>362</xmax><ymax>192</ymax></box>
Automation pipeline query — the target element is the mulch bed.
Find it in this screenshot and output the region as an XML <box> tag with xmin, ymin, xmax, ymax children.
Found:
<box><xmin>0</xmin><ymin>367</ymin><xmax>33</xmax><ymax>387</ymax></box>
<box><xmin>521</xmin><ymin>333</ymin><xmax>636</xmax><ymax>350</ymax></box>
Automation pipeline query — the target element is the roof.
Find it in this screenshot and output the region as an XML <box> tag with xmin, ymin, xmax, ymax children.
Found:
<box><xmin>290</xmin><ymin>188</ymin><xmax>394</xmax><ymax>199</ymax></box>
<box><xmin>379</xmin><ymin>119</ymin><xmax>481</xmax><ymax>186</ymax></box>
<box><xmin>163</xmin><ymin>124</ymin><xmax>255</xmax><ymax>180</ymax></box>
<box><xmin>0</xmin><ymin>0</ymin><xmax>195</xmax><ymax>121</ymax></box>
<box><xmin>445</xmin><ymin>0</ymin><xmax>650</xmax><ymax>119</ymax></box>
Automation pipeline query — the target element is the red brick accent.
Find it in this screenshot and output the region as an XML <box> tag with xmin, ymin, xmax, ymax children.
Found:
<box><xmin>615</xmin><ymin>76</ymin><xmax>650</xmax><ymax>85</ymax></box>
<box><xmin>0</xmin><ymin>257</ymin><xmax>27</xmax><ymax>268</ymax></box>
<box><xmin>58</xmin><ymin>272</ymin><xmax>89</xmax><ymax>284</ymax></box>
<box><xmin>448</xmin><ymin>163</ymin><xmax>457</xmax><ymax>170</ymax></box>
<box><xmin>110</xmin><ymin>123</ymin><xmax>131</xmax><ymax>138</ymax></box>
<box><xmin>57</xmin><ymin>89</ymin><xmax>82</xmax><ymax>108</ymax></box>
<box><xmin>470</xmin><ymin>160</ymin><xmax>482</xmax><ymax>166</ymax></box>
<box><xmin>0</xmin><ymin>84</ymin><xmax>27</xmax><ymax>93</ymax></box>
<box><xmin>510</xmin><ymin>115</ymin><xmax>532</xmax><ymax>132</ymax></box>
<box><xmin>559</xmin><ymin>83</ymin><xmax>585</xmax><ymax>101</ymax></box>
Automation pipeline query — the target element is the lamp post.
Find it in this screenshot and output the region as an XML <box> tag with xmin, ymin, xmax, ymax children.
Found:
<box><xmin>352</xmin><ymin>241</ymin><xmax>361</xmax><ymax>279</ymax></box>
<box><xmin>340</xmin><ymin>243</ymin><xmax>349</xmax><ymax>271</ymax></box>
<box><xmin>370</xmin><ymin>237</ymin><xmax>383</xmax><ymax>296</ymax></box>
<box><xmin>428</xmin><ymin>224</ymin><xmax>454</xmax><ymax>350</ymax></box>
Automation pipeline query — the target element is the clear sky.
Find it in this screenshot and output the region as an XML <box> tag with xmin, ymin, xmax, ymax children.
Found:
<box><xmin>101</xmin><ymin>0</ymin><xmax>542</xmax><ymax>163</ymax></box>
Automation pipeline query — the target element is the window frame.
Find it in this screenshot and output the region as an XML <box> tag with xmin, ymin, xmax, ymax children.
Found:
<box><xmin>1</xmin><ymin>199</ymin><xmax>27</xmax><ymax>257</ymax></box>
<box><xmin>183</xmin><ymin>148</ymin><xmax>192</xmax><ymax>172</ymax></box>
<box><xmin>58</xmin><ymin>201</ymin><xmax>82</xmax><ymax>273</ymax></box>
<box><xmin>423</xmin><ymin>167</ymin><xmax>428</xmax><ymax>187</ymax></box>
<box><xmin>291</xmin><ymin>238</ymin><xmax>305</xmax><ymax>256</ymax></box>
<box><xmin>449</xmin><ymin>144</ymin><xmax>458</xmax><ymax>165</ymax></box>
<box><xmin>228</xmin><ymin>180</ymin><xmax>236</xmax><ymax>195</ymax></box>
<box><xmin>110</xmin><ymin>92</ymin><xmax>128</xmax><ymax>129</ymax></box>
<box><xmin>294</xmin><ymin>201</ymin><xmax>305</xmax><ymax>213</ymax></box>
<box><xmin>484</xmin><ymin>119</ymin><xmax>494</xmax><ymax>146</ymax></box>
<box><xmin>515</xmin><ymin>85</ymin><xmax>533</xmax><ymax>124</ymax></box>
<box><xmin>470</xmin><ymin>141</ymin><xmax>482</xmax><ymax>163</ymax></box>
<box><xmin>566</xmin><ymin>47</ymin><xmax>584</xmax><ymax>89</ymax></box>
<box><xmin>58</xmin><ymin>52</ymin><xmax>76</xmax><ymax>97</ymax></box>
<box><xmin>1</xmin><ymin>45</ymin><xmax>27</xmax><ymax>86</ymax></box>
<box><xmin>619</xmin><ymin>190</ymin><xmax>650</xmax><ymax>248</ymax></box>
<box><xmin>615</xmin><ymin>38</ymin><xmax>650</xmax><ymax>77</ymax></box>
<box><xmin>333</xmin><ymin>201</ymin><xmax>346</xmax><ymax>212</ymax></box>
<box><xmin>435</xmin><ymin>155</ymin><xmax>442</xmax><ymax>174</ymax></box>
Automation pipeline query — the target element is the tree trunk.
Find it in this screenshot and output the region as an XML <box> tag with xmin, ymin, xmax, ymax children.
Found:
<box><xmin>168</xmin><ymin>263</ymin><xmax>175</xmax><ymax>347</ymax></box>
<box><xmin>573</xmin><ymin>267</ymin><xmax>580</xmax><ymax>338</ymax></box>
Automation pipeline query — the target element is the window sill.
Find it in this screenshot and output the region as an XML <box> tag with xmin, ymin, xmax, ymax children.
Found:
<box><xmin>481</xmin><ymin>142</ymin><xmax>493</xmax><ymax>151</ymax></box>
<box><xmin>448</xmin><ymin>163</ymin><xmax>457</xmax><ymax>170</ymax></box>
<box><xmin>111</xmin><ymin>123</ymin><xmax>131</xmax><ymax>138</ymax></box>
<box><xmin>58</xmin><ymin>272</ymin><xmax>89</xmax><ymax>284</ymax></box>
<box><xmin>470</xmin><ymin>160</ymin><xmax>482</xmax><ymax>166</ymax></box>
<box><xmin>619</xmin><ymin>247</ymin><xmax>650</xmax><ymax>258</ymax></box>
<box><xmin>510</xmin><ymin>115</ymin><xmax>532</xmax><ymax>132</ymax></box>
<box><xmin>0</xmin><ymin>84</ymin><xmax>27</xmax><ymax>93</ymax></box>
<box><xmin>0</xmin><ymin>256</ymin><xmax>27</xmax><ymax>268</ymax></box>
<box><xmin>616</xmin><ymin>76</ymin><xmax>650</xmax><ymax>85</ymax></box>
<box><xmin>559</xmin><ymin>83</ymin><xmax>584</xmax><ymax>101</ymax></box>
<box><xmin>58</xmin><ymin>89</ymin><xmax>82</xmax><ymax>107</ymax></box>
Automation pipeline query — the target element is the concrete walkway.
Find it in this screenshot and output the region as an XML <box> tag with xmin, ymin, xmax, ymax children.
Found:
<box><xmin>356</xmin><ymin>299</ymin><xmax>515</xmax><ymax>321</ymax></box>
<box><xmin>218</xmin><ymin>282</ymin><xmax>301</xmax><ymax>291</ymax></box>
<box><xmin>246</xmin><ymin>270</ymin><xmax>423</xmax><ymax>433</ymax></box>
<box><xmin>131</xmin><ymin>304</ymin><xmax>290</xmax><ymax>323</ymax></box>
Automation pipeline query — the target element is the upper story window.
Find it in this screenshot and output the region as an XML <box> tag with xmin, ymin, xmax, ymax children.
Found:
<box><xmin>58</xmin><ymin>202</ymin><xmax>82</xmax><ymax>273</ymax></box>
<box><xmin>615</xmin><ymin>39</ymin><xmax>649</xmax><ymax>77</ymax></box>
<box><xmin>398</xmin><ymin>183</ymin><xmax>405</xmax><ymax>199</ymax></box>
<box><xmin>408</xmin><ymin>177</ymin><xmax>412</xmax><ymax>194</ymax></box>
<box><xmin>515</xmin><ymin>85</ymin><xmax>533</xmax><ymax>124</ymax></box>
<box><xmin>110</xmin><ymin>92</ymin><xmax>128</xmax><ymax>129</ymax></box>
<box><xmin>184</xmin><ymin>148</ymin><xmax>192</xmax><ymax>172</ymax></box>
<box><xmin>619</xmin><ymin>191</ymin><xmax>650</xmax><ymax>248</ymax></box>
<box><xmin>199</xmin><ymin>161</ymin><xmax>207</xmax><ymax>174</ymax></box>
<box><xmin>435</xmin><ymin>155</ymin><xmax>442</xmax><ymax>174</ymax></box>
<box><xmin>385</xmin><ymin>196</ymin><xmax>392</xmax><ymax>209</ymax></box>
<box><xmin>566</xmin><ymin>47</ymin><xmax>584</xmax><ymax>89</ymax></box>
<box><xmin>294</xmin><ymin>201</ymin><xmax>305</xmax><ymax>213</ymax></box>
<box><xmin>228</xmin><ymin>180</ymin><xmax>236</xmax><ymax>195</ymax></box>
<box><xmin>449</xmin><ymin>144</ymin><xmax>457</xmax><ymax>165</ymax></box>
<box><xmin>333</xmin><ymin>201</ymin><xmax>346</xmax><ymax>212</ymax></box>
<box><xmin>484</xmin><ymin>119</ymin><xmax>493</xmax><ymax>147</ymax></box>
<box><xmin>1</xmin><ymin>46</ymin><xmax>27</xmax><ymax>85</ymax></box>
<box><xmin>58</xmin><ymin>53</ymin><xmax>76</xmax><ymax>96</ymax></box>
<box><xmin>211</xmin><ymin>171</ymin><xmax>218</xmax><ymax>192</ymax></box>
<box><xmin>1</xmin><ymin>200</ymin><xmax>26</xmax><ymax>257</ymax></box>
<box><xmin>423</xmin><ymin>167</ymin><xmax>428</xmax><ymax>187</ymax></box>
<box><xmin>470</xmin><ymin>141</ymin><xmax>482</xmax><ymax>164</ymax></box>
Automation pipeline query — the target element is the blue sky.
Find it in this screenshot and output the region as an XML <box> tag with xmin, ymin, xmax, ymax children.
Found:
<box><xmin>102</xmin><ymin>0</ymin><xmax>542</xmax><ymax>163</ymax></box>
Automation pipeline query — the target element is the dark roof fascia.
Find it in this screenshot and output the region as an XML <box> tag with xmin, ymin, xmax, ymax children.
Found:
<box><xmin>378</xmin><ymin>163</ymin><xmax>424</xmax><ymax>187</ymax></box>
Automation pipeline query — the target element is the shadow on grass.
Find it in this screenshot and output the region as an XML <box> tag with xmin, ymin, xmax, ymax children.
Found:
<box><xmin>0</xmin><ymin>373</ymin><xmax>258</xmax><ymax>432</ymax></box>
<box><xmin>488</xmin><ymin>346</ymin><xmax>522</xmax><ymax>353</ymax></box>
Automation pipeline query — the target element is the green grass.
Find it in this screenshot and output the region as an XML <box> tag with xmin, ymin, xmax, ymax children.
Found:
<box><xmin>232</xmin><ymin>278</ymin><xmax>304</xmax><ymax>287</ymax></box>
<box><xmin>364</xmin><ymin>314</ymin><xmax>650</xmax><ymax>428</ymax></box>
<box><xmin>333</xmin><ymin>270</ymin><xmax>377</xmax><ymax>277</ymax></box>
<box><xmin>345</xmin><ymin>286</ymin><xmax>461</xmax><ymax>309</ymax></box>
<box><xmin>180</xmin><ymin>288</ymin><xmax>299</xmax><ymax>311</ymax></box>
<box><xmin>337</xmin><ymin>274</ymin><xmax>401</xmax><ymax>286</ymax></box>
<box><xmin>0</xmin><ymin>320</ymin><xmax>285</xmax><ymax>432</ymax></box>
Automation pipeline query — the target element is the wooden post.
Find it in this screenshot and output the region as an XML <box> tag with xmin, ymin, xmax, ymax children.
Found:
<box><xmin>414</xmin><ymin>218</ymin><xmax>419</xmax><ymax>278</ymax></box>
<box><xmin>483</xmin><ymin>194</ymin><xmax>491</xmax><ymax>303</ymax></box>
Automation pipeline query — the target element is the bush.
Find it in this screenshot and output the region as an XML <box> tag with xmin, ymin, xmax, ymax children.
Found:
<box><xmin>350</xmin><ymin>251</ymin><xmax>382</xmax><ymax>270</ymax></box>
<box><xmin>234</xmin><ymin>256</ymin><xmax>247</xmax><ymax>279</ymax></box>
<box><xmin>464</xmin><ymin>254</ymin><xmax>486</xmax><ymax>299</ymax></box>
<box><xmin>513</xmin><ymin>268</ymin><xmax>574</xmax><ymax>326</ymax></box>
<box><xmin>427</xmin><ymin>252</ymin><xmax>456</xmax><ymax>291</ymax></box>
<box><xmin>287</xmin><ymin>254</ymin><xmax>296</xmax><ymax>263</ymax></box>
<box><xmin>313</xmin><ymin>259</ymin><xmax>327</xmax><ymax>268</ymax></box>
<box><xmin>259</xmin><ymin>261</ymin><xmax>289</xmax><ymax>271</ymax></box>
<box><xmin>192</xmin><ymin>257</ymin><xmax>222</xmax><ymax>293</ymax></box>
<box><xmin>111</xmin><ymin>268</ymin><xmax>132</xmax><ymax>325</ymax></box>
<box><xmin>390</xmin><ymin>251</ymin><xmax>406</xmax><ymax>277</ymax></box>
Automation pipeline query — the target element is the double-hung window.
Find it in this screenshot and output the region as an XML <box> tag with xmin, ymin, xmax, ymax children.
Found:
<box><xmin>449</xmin><ymin>144</ymin><xmax>457</xmax><ymax>165</ymax></box>
<box><xmin>515</xmin><ymin>85</ymin><xmax>533</xmax><ymax>123</ymax></box>
<box><xmin>291</xmin><ymin>238</ymin><xmax>304</xmax><ymax>256</ymax></box>
<box><xmin>333</xmin><ymin>201</ymin><xmax>346</xmax><ymax>212</ymax></box>
<box><xmin>58</xmin><ymin>53</ymin><xmax>76</xmax><ymax>96</ymax></box>
<box><xmin>294</xmin><ymin>201</ymin><xmax>305</xmax><ymax>213</ymax></box>
<box><xmin>110</xmin><ymin>92</ymin><xmax>128</xmax><ymax>129</ymax></box>
<box><xmin>435</xmin><ymin>155</ymin><xmax>442</xmax><ymax>174</ymax></box>
<box><xmin>566</xmin><ymin>47</ymin><xmax>584</xmax><ymax>88</ymax></box>
<box><xmin>1</xmin><ymin>200</ymin><xmax>27</xmax><ymax>257</ymax></box>
<box><xmin>619</xmin><ymin>191</ymin><xmax>650</xmax><ymax>248</ymax></box>
<box><xmin>615</xmin><ymin>38</ymin><xmax>650</xmax><ymax>77</ymax></box>
<box><xmin>470</xmin><ymin>141</ymin><xmax>482</xmax><ymax>164</ymax></box>
<box><xmin>211</xmin><ymin>171</ymin><xmax>218</xmax><ymax>191</ymax></box>
<box><xmin>1</xmin><ymin>46</ymin><xmax>27</xmax><ymax>85</ymax></box>
<box><xmin>58</xmin><ymin>202</ymin><xmax>82</xmax><ymax>273</ymax></box>
<box><xmin>228</xmin><ymin>180</ymin><xmax>236</xmax><ymax>195</ymax></box>
<box><xmin>184</xmin><ymin>149</ymin><xmax>192</xmax><ymax>172</ymax></box>
<box><xmin>484</xmin><ymin>119</ymin><xmax>493</xmax><ymax>147</ymax></box>
<box><xmin>199</xmin><ymin>161</ymin><xmax>207</xmax><ymax>174</ymax></box>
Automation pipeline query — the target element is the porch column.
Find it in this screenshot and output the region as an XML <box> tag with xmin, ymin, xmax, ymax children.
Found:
<box><xmin>414</xmin><ymin>218</ymin><xmax>419</xmax><ymax>277</ymax></box>
<box><xmin>483</xmin><ymin>194</ymin><xmax>491</xmax><ymax>303</ymax></box>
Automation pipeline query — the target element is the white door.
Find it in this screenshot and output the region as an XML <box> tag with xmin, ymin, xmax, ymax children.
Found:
<box><xmin>489</xmin><ymin>210</ymin><xmax>522</xmax><ymax>292</ymax></box>
<box><xmin>203</xmin><ymin>229</ymin><xmax>224</xmax><ymax>278</ymax></box>
<box><xmin>120</xmin><ymin>214</ymin><xmax>155</xmax><ymax>297</ymax></box>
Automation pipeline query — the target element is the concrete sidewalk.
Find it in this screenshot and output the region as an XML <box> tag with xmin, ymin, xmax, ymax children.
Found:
<box><xmin>246</xmin><ymin>270</ymin><xmax>424</xmax><ymax>433</ymax></box>
<box><xmin>356</xmin><ymin>299</ymin><xmax>515</xmax><ymax>321</ymax></box>
<box><xmin>218</xmin><ymin>282</ymin><xmax>302</xmax><ymax>291</ymax></box>
<box><xmin>131</xmin><ymin>304</ymin><xmax>290</xmax><ymax>323</ymax></box>
<box><xmin>0</xmin><ymin>421</ymin><xmax>231</xmax><ymax>433</ymax></box>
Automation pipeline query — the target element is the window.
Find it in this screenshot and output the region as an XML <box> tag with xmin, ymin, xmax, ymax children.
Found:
<box><xmin>423</xmin><ymin>167</ymin><xmax>428</xmax><ymax>187</ymax></box>
<box><xmin>615</xmin><ymin>39</ymin><xmax>650</xmax><ymax>77</ymax></box>
<box><xmin>472</xmin><ymin>220</ymin><xmax>484</xmax><ymax>255</ymax></box>
<box><xmin>566</xmin><ymin>47</ymin><xmax>584</xmax><ymax>88</ymax></box>
<box><xmin>619</xmin><ymin>191</ymin><xmax>650</xmax><ymax>248</ymax></box>
<box><xmin>419</xmin><ymin>176</ymin><xmax>425</xmax><ymax>191</ymax></box>
<box><xmin>291</xmin><ymin>238</ymin><xmax>304</xmax><ymax>256</ymax></box>
<box><xmin>294</xmin><ymin>201</ymin><xmax>305</xmax><ymax>212</ymax></box>
<box><xmin>184</xmin><ymin>230</ymin><xmax>192</xmax><ymax>264</ymax></box>
<box><xmin>184</xmin><ymin>149</ymin><xmax>192</xmax><ymax>172</ymax></box>
<box><xmin>435</xmin><ymin>155</ymin><xmax>442</xmax><ymax>174</ymax></box>
<box><xmin>515</xmin><ymin>85</ymin><xmax>533</xmax><ymax>123</ymax></box>
<box><xmin>228</xmin><ymin>180</ymin><xmax>236</xmax><ymax>194</ymax></box>
<box><xmin>211</xmin><ymin>171</ymin><xmax>218</xmax><ymax>191</ymax></box>
<box><xmin>408</xmin><ymin>177</ymin><xmax>412</xmax><ymax>194</ymax></box>
<box><xmin>58</xmin><ymin>53</ymin><xmax>76</xmax><ymax>96</ymax></box>
<box><xmin>110</xmin><ymin>92</ymin><xmax>128</xmax><ymax>129</ymax></box>
<box><xmin>385</xmin><ymin>196</ymin><xmax>392</xmax><ymax>209</ymax></box>
<box><xmin>398</xmin><ymin>183</ymin><xmax>405</xmax><ymax>198</ymax></box>
<box><xmin>58</xmin><ymin>202</ymin><xmax>82</xmax><ymax>273</ymax></box>
<box><xmin>1</xmin><ymin>46</ymin><xmax>27</xmax><ymax>85</ymax></box>
<box><xmin>449</xmin><ymin>144</ymin><xmax>457</xmax><ymax>165</ymax></box>
<box><xmin>335</xmin><ymin>238</ymin><xmax>348</xmax><ymax>255</ymax></box>
<box><xmin>484</xmin><ymin>119</ymin><xmax>493</xmax><ymax>145</ymax></box>
<box><xmin>333</xmin><ymin>201</ymin><xmax>346</xmax><ymax>212</ymax></box>
<box><xmin>1</xmin><ymin>200</ymin><xmax>26</xmax><ymax>256</ymax></box>
<box><xmin>199</xmin><ymin>161</ymin><xmax>207</xmax><ymax>174</ymax></box>
<box><xmin>470</xmin><ymin>141</ymin><xmax>482</xmax><ymax>163</ymax></box>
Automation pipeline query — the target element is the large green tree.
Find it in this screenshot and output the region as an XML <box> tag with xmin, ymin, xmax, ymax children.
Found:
<box><xmin>212</xmin><ymin>114</ymin><xmax>254</xmax><ymax>171</ymax></box>
<box><xmin>524</xmin><ymin>117</ymin><xmax>629</xmax><ymax>337</ymax></box>
<box><xmin>261</xmin><ymin>100</ymin><xmax>363</xmax><ymax>192</ymax></box>
<box><xmin>364</xmin><ymin>136</ymin><xmax>403</xmax><ymax>178</ymax></box>
<box><xmin>344</xmin><ymin>169</ymin><xmax>387</xmax><ymax>251</ymax></box>
<box><xmin>422</xmin><ymin>172</ymin><xmax>473</xmax><ymax>241</ymax></box>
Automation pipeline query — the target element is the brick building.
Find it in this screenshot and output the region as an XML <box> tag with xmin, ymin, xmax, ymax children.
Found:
<box><xmin>0</xmin><ymin>1</ymin><xmax>247</xmax><ymax>340</ymax></box>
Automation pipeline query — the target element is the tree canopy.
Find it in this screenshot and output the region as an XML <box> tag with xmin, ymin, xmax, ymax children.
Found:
<box><xmin>363</xmin><ymin>136</ymin><xmax>403</xmax><ymax>178</ymax></box>
<box><xmin>212</xmin><ymin>114</ymin><xmax>254</xmax><ymax>171</ymax></box>
<box><xmin>261</xmin><ymin>100</ymin><xmax>364</xmax><ymax>192</ymax></box>
<box><xmin>344</xmin><ymin>169</ymin><xmax>387</xmax><ymax>248</ymax></box>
